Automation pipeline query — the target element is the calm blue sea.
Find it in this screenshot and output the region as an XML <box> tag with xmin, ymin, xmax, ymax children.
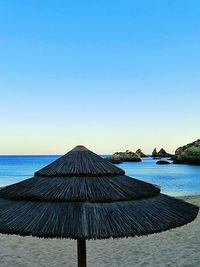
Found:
<box><xmin>0</xmin><ymin>155</ymin><xmax>200</xmax><ymax>196</ymax></box>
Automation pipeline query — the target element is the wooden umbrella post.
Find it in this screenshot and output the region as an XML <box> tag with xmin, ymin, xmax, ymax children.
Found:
<box><xmin>77</xmin><ymin>239</ymin><xmax>87</xmax><ymax>267</ymax></box>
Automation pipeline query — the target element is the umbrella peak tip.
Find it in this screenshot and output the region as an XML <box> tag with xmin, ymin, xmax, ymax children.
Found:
<box><xmin>71</xmin><ymin>145</ymin><xmax>88</xmax><ymax>152</ymax></box>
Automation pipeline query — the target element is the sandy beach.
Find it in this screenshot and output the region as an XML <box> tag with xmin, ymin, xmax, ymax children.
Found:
<box><xmin>0</xmin><ymin>195</ymin><xmax>199</xmax><ymax>267</ymax></box>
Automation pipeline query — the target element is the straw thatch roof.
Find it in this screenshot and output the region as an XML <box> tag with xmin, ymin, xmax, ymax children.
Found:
<box><xmin>0</xmin><ymin>145</ymin><xmax>198</xmax><ymax>240</ymax></box>
<box><xmin>35</xmin><ymin>145</ymin><xmax>125</xmax><ymax>177</ymax></box>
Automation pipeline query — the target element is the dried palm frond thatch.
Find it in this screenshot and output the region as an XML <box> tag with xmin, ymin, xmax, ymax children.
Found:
<box><xmin>0</xmin><ymin>145</ymin><xmax>198</xmax><ymax>267</ymax></box>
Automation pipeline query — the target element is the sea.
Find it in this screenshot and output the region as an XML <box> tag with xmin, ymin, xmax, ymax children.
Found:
<box><xmin>0</xmin><ymin>155</ymin><xmax>200</xmax><ymax>196</ymax></box>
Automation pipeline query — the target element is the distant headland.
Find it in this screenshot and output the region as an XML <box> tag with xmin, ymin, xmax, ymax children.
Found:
<box><xmin>173</xmin><ymin>139</ymin><xmax>200</xmax><ymax>164</ymax></box>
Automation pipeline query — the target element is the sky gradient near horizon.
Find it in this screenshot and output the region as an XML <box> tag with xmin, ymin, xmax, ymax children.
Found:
<box><xmin>0</xmin><ymin>1</ymin><xmax>200</xmax><ymax>154</ymax></box>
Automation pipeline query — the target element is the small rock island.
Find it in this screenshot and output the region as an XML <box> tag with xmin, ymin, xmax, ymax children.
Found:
<box><xmin>156</xmin><ymin>160</ymin><xmax>171</xmax><ymax>165</ymax></box>
<box><xmin>152</xmin><ymin>148</ymin><xmax>172</xmax><ymax>158</ymax></box>
<box><xmin>135</xmin><ymin>149</ymin><xmax>148</xmax><ymax>157</ymax></box>
<box><xmin>107</xmin><ymin>149</ymin><xmax>143</xmax><ymax>163</ymax></box>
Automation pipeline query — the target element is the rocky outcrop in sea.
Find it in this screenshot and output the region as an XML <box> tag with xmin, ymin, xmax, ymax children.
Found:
<box><xmin>156</xmin><ymin>160</ymin><xmax>171</xmax><ymax>165</ymax></box>
<box><xmin>135</xmin><ymin>149</ymin><xmax>148</xmax><ymax>157</ymax></box>
<box><xmin>173</xmin><ymin>139</ymin><xmax>200</xmax><ymax>164</ymax></box>
<box><xmin>105</xmin><ymin>156</ymin><xmax>122</xmax><ymax>164</ymax></box>
<box><xmin>152</xmin><ymin>148</ymin><xmax>172</xmax><ymax>158</ymax></box>
<box><xmin>107</xmin><ymin>150</ymin><xmax>142</xmax><ymax>163</ymax></box>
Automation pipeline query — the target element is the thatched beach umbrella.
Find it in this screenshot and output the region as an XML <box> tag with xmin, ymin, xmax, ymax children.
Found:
<box><xmin>0</xmin><ymin>145</ymin><xmax>199</xmax><ymax>267</ymax></box>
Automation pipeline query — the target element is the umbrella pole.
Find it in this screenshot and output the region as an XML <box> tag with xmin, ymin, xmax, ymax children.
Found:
<box><xmin>77</xmin><ymin>239</ymin><xmax>87</xmax><ymax>267</ymax></box>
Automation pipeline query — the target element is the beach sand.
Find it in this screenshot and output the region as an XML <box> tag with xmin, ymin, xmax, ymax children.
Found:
<box><xmin>0</xmin><ymin>195</ymin><xmax>199</xmax><ymax>267</ymax></box>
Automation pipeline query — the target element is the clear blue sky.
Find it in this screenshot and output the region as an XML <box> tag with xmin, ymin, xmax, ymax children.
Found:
<box><xmin>0</xmin><ymin>1</ymin><xmax>199</xmax><ymax>154</ymax></box>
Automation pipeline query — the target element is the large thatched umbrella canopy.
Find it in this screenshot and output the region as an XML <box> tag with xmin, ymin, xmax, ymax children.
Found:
<box><xmin>0</xmin><ymin>145</ymin><xmax>199</xmax><ymax>267</ymax></box>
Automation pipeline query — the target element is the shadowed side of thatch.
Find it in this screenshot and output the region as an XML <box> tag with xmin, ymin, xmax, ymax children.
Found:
<box><xmin>0</xmin><ymin>175</ymin><xmax>160</xmax><ymax>202</ymax></box>
<box><xmin>35</xmin><ymin>147</ymin><xmax>125</xmax><ymax>177</ymax></box>
<box><xmin>0</xmin><ymin>194</ymin><xmax>198</xmax><ymax>239</ymax></box>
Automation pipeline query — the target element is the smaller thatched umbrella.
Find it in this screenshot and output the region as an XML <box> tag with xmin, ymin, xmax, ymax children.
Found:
<box><xmin>0</xmin><ymin>145</ymin><xmax>199</xmax><ymax>267</ymax></box>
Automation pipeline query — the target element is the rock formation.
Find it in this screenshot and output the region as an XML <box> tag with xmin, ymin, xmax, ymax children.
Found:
<box><xmin>109</xmin><ymin>150</ymin><xmax>142</xmax><ymax>162</ymax></box>
<box><xmin>156</xmin><ymin>160</ymin><xmax>171</xmax><ymax>165</ymax></box>
<box><xmin>106</xmin><ymin>155</ymin><xmax>122</xmax><ymax>164</ymax></box>
<box><xmin>135</xmin><ymin>149</ymin><xmax>148</xmax><ymax>157</ymax></box>
<box><xmin>152</xmin><ymin>148</ymin><xmax>172</xmax><ymax>158</ymax></box>
<box><xmin>173</xmin><ymin>139</ymin><xmax>200</xmax><ymax>164</ymax></box>
<box><xmin>152</xmin><ymin>148</ymin><xmax>158</xmax><ymax>157</ymax></box>
<box><xmin>157</xmin><ymin>148</ymin><xmax>172</xmax><ymax>157</ymax></box>
<box><xmin>175</xmin><ymin>139</ymin><xmax>200</xmax><ymax>155</ymax></box>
